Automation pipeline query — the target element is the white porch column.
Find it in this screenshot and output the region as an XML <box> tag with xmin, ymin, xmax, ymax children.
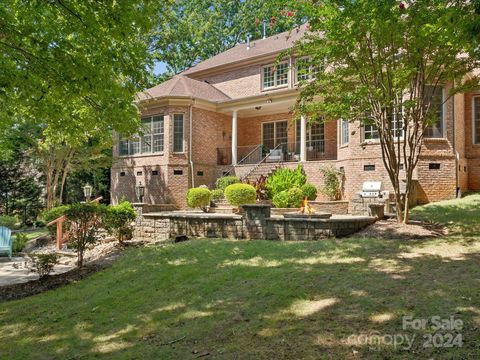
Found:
<box><xmin>300</xmin><ymin>115</ymin><xmax>307</xmax><ymax>162</ymax></box>
<box><xmin>231</xmin><ymin>110</ymin><xmax>238</xmax><ymax>165</ymax></box>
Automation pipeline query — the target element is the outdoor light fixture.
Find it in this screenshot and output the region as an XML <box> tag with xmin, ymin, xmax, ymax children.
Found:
<box><xmin>135</xmin><ymin>181</ymin><xmax>145</xmax><ymax>203</ymax></box>
<box><xmin>83</xmin><ymin>183</ymin><xmax>93</xmax><ymax>202</ymax></box>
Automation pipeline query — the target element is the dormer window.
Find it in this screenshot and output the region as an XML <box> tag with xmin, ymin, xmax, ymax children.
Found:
<box><xmin>262</xmin><ymin>62</ymin><xmax>289</xmax><ymax>90</ymax></box>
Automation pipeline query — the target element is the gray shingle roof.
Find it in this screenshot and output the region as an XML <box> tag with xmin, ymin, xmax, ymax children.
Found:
<box><xmin>137</xmin><ymin>75</ymin><xmax>231</xmax><ymax>102</ymax></box>
<box><xmin>182</xmin><ymin>24</ymin><xmax>308</xmax><ymax>75</ymax></box>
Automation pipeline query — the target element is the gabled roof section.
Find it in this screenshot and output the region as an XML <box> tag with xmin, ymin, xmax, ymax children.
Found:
<box><xmin>182</xmin><ymin>24</ymin><xmax>308</xmax><ymax>75</ymax></box>
<box><xmin>137</xmin><ymin>75</ymin><xmax>231</xmax><ymax>102</ymax></box>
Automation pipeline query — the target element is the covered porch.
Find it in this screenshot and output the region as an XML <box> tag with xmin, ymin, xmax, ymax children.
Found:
<box><xmin>216</xmin><ymin>91</ymin><xmax>338</xmax><ymax>166</ymax></box>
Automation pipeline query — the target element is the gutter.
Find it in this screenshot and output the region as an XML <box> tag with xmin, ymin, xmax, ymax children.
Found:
<box><xmin>451</xmin><ymin>80</ymin><xmax>460</xmax><ymax>197</ymax></box>
<box><xmin>189</xmin><ymin>103</ymin><xmax>194</xmax><ymax>188</ymax></box>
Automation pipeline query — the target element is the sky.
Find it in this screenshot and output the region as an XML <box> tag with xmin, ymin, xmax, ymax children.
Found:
<box><xmin>154</xmin><ymin>61</ymin><xmax>168</xmax><ymax>75</ymax></box>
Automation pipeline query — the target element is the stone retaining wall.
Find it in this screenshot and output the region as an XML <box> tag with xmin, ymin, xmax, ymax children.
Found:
<box><xmin>133</xmin><ymin>204</ymin><xmax>375</xmax><ymax>242</ymax></box>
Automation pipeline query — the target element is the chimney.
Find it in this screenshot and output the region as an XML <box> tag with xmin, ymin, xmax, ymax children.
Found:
<box><xmin>263</xmin><ymin>19</ymin><xmax>267</xmax><ymax>39</ymax></box>
<box><xmin>246</xmin><ymin>34</ymin><xmax>251</xmax><ymax>50</ymax></box>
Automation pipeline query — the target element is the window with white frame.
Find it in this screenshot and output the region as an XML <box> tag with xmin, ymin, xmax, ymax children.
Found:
<box><xmin>262</xmin><ymin>62</ymin><xmax>289</xmax><ymax>89</ymax></box>
<box><xmin>119</xmin><ymin>115</ymin><xmax>164</xmax><ymax>156</ymax></box>
<box><xmin>173</xmin><ymin>113</ymin><xmax>184</xmax><ymax>153</ymax></box>
<box><xmin>474</xmin><ymin>96</ymin><xmax>480</xmax><ymax>144</ymax></box>
<box><xmin>364</xmin><ymin>123</ymin><xmax>379</xmax><ymax>140</ymax></box>
<box><xmin>296</xmin><ymin>120</ymin><xmax>325</xmax><ymax>154</ymax></box>
<box><xmin>340</xmin><ymin>119</ymin><xmax>349</xmax><ymax>145</ymax></box>
<box><xmin>296</xmin><ymin>57</ymin><xmax>316</xmax><ymax>82</ymax></box>
<box><xmin>424</xmin><ymin>85</ymin><xmax>444</xmax><ymax>138</ymax></box>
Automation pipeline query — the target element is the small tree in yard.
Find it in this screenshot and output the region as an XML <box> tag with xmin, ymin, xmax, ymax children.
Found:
<box><xmin>288</xmin><ymin>0</ymin><xmax>480</xmax><ymax>223</ymax></box>
<box><xmin>66</xmin><ymin>203</ymin><xmax>104</xmax><ymax>267</ymax></box>
<box><xmin>104</xmin><ymin>202</ymin><xmax>137</xmax><ymax>244</ymax></box>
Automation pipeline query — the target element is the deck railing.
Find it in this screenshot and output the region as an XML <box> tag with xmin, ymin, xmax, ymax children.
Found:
<box><xmin>217</xmin><ymin>145</ymin><xmax>263</xmax><ymax>166</ymax></box>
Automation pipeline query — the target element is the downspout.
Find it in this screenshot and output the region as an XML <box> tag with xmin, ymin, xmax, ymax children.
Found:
<box><xmin>452</xmin><ymin>80</ymin><xmax>460</xmax><ymax>197</ymax></box>
<box><xmin>189</xmin><ymin>102</ymin><xmax>195</xmax><ymax>188</ymax></box>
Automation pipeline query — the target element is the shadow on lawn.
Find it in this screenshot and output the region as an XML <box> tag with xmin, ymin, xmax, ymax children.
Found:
<box><xmin>0</xmin><ymin>235</ymin><xmax>479</xmax><ymax>359</ymax></box>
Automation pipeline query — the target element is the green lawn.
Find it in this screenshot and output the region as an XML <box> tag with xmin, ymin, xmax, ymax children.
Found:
<box><xmin>18</xmin><ymin>228</ymin><xmax>49</xmax><ymax>241</ymax></box>
<box><xmin>1</xmin><ymin>197</ymin><xmax>480</xmax><ymax>359</ymax></box>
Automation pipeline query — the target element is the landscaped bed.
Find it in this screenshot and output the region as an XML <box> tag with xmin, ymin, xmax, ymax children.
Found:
<box><xmin>0</xmin><ymin>195</ymin><xmax>479</xmax><ymax>359</ymax></box>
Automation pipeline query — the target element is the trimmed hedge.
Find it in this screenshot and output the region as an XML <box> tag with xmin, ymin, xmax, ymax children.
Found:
<box><xmin>187</xmin><ymin>187</ymin><xmax>212</xmax><ymax>211</ymax></box>
<box><xmin>224</xmin><ymin>183</ymin><xmax>256</xmax><ymax>207</ymax></box>
<box><xmin>211</xmin><ymin>189</ymin><xmax>224</xmax><ymax>202</ymax></box>
<box><xmin>215</xmin><ymin>176</ymin><xmax>240</xmax><ymax>191</ymax></box>
<box><xmin>301</xmin><ymin>183</ymin><xmax>318</xmax><ymax>201</ymax></box>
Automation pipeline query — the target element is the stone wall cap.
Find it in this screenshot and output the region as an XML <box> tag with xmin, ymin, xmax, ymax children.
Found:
<box><xmin>144</xmin><ymin>211</ymin><xmax>243</xmax><ymax>220</ymax></box>
<box><xmin>241</xmin><ymin>204</ymin><xmax>271</xmax><ymax>209</ymax></box>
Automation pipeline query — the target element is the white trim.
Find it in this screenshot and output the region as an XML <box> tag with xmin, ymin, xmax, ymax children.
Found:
<box><xmin>340</xmin><ymin>119</ymin><xmax>349</xmax><ymax>146</ymax></box>
<box><xmin>261</xmin><ymin>119</ymin><xmax>289</xmax><ymax>148</ymax></box>
<box><xmin>424</xmin><ymin>85</ymin><xmax>446</xmax><ymax>139</ymax></box>
<box><xmin>473</xmin><ymin>96</ymin><xmax>480</xmax><ymax>145</ymax></box>
<box><xmin>261</xmin><ymin>61</ymin><xmax>290</xmax><ymax>90</ymax></box>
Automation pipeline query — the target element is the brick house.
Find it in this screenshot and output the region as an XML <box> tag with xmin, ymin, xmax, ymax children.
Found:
<box><xmin>111</xmin><ymin>25</ymin><xmax>480</xmax><ymax>208</ymax></box>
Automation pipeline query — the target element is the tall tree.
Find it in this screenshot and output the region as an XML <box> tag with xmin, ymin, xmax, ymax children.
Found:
<box><xmin>152</xmin><ymin>0</ymin><xmax>306</xmax><ymax>74</ymax></box>
<box><xmin>289</xmin><ymin>0</ymin><xmax>480</xmax><ymax>223</ymax></box>
<box><xmin>0</xmin><ymin>1</ymin><xmax>172</xmax><ymax>141</ymax></box>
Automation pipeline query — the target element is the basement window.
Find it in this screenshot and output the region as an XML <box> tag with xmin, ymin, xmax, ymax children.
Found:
<box><xmin>152</xmin><ymin>170</ymin><xmax>159</xmax><ymax>176</ymax></box>
<box><xmin>120</xmin><ymin>172</ymin><xmax>126</xmax><ymax>177</ymax></box>
<box><xmin>429</xmin><ymin>163</ymin><xmax>441</xmax><ymax>170</ymax></box>
<box><xmin>136</xmin><ymin>171</ymin><xmax>143</xmax><ymax>176</ymax></box>
<box><xmin>173</xmin><ymin>169</ymin><xmax>183</xmax><ymax>176</ymax></box>
<box><xmin>197</xmin><ymin>171</ymin><xmax>204</xmax><ymax>176</ymax></box>
<box><xmin>364</xmin><ymin>165</ymin><xmax>375</xmax><ymax>171</ymax></box>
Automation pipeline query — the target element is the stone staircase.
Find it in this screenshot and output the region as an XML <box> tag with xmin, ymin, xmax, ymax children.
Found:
<box><xmin>243</xmin><ymin>163</ymin><xmax>282</xmax><ymax>183</ymax></box>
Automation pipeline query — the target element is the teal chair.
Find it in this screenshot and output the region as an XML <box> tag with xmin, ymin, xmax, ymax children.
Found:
<box><xmin>0</xmin><ymin>226</ymin><xmax>12</xmax><ymax>259</ymax></box>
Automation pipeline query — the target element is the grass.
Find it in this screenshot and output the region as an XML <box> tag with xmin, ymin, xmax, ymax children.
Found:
<box><xmin>1</xmin><ymin>196</ymin><xmax>480</xmax><ymax>359</ymax></box>
<box><xmin>18</xmin><ymin>228</ymin><xmax>49</xmax><ymax>241</ymax></box>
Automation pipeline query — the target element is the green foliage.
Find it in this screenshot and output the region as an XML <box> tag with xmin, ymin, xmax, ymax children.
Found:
<box><xmin>12</xmin><ymin>233</ymin><xmax>28</xmax><ymax>253</ymax></box>
<box><xmin>272</xmin><ymin>191</ymin><xmax>289</xmax><ymax>208</ymax></box>
<box><xmin>215</xmin><ymin>176</ymin><xmax>240</xmax><ymax>191</ymax></box>
<box><xmin>0</xmin><ymin>1</ymin><xmax>173</xmax><ymax>142</ymax></box>
<box><xmin>42</xmin><ymin>205</ymin><xmax>70</xmax><ymax>236</ymax></box>
<box><xmin>0</xmin><ymin>215</ymin><xmax>18</xmax><ymax>229</ymax></box>
<box><xmin>319</xmin><ymin>166</ymin><xmax>342</xmax><ymax>201</ymax></box>
<box><xmin>187</xmin><ymin>188</ymin><xmax>212</xmax><ymax>212</ymax></box>
<box><xmin>35</xmin><ymin>220</ymin><xmax>46</xmax><ymax>228</ymax></box>
<box><xmin>153</xmin><ymin>1</ymin><xmax>306</xmax><ymax>74</ymax></box>
<box><xmin>27</xmin><ymin>253</ymin><xmax>59</xmax><ymax>278</ymax></box>
<box><xmin>211</xmin><ymin>189</ymin><xmax>224</xmax><ymax>202</ymax></box>
<box><xmin>301</xmin><ymin>183</ymin><xmax>318</xmax><ymax>201</ymax></box>
<box><xmin>66</xmin><ymin>203</ymin><xmax>104</xmax><ymax>267</ymax></box>
<box><xmin>224</xmin><ymin>184</ymin><xmax>256</xmax><ymax>207</ymax></box>
<box><xmin>104</xmin><ymin>202</ymin><xmax>137</xmax><ymax>244</ymax></box>
<box><xmin>0</xmin><ymin>143</ymin><xmax>43</xmax><ymax>225</ymax></box>
<box><xmin>288</xmin><ymin>187</ymin><xmax>305</xmax><ymax>208</ymax></box>
<box><xmin>266</xmin><ymin>165</ymin><xmax>306</xmax><ymax>199</ymax></box>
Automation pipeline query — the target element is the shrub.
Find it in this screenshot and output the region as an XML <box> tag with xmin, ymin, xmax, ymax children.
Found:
<box><xmin>248</xmin><ymin>175</ymin><xmax>268</xmax><ymax>200</ymax></box>
<box><xmin>66</xmin><ymin>203</ymin><xmax>104</xmax><ymax>267</ymax></box>
<box><xmin>211</xmin><ymin>189</ymin><xmax>224</xmax><ymax>202</ymax></box>
<box><xmin>301</xmin><ymin>183</ymin><xmax>318</xmax><ymax>201</ymax></box>
<box><xmin>28</xmin><ymin>253</ymin><xmax>59</xmax><ymax>278</ymax></box>
<box><xmin>266</xmin><ymin>165</ymin><xmax>306</xmax><ymax>199</ymax></box>
<box><xmin>319</xmin><ymin>165</ymin><xmax>343</xmax><ymax>200</ymax></box>
<box><xmin>0</xmin><ymin>215</ymin><xmax>18</xmax><ymax>229</ymax></box>
<box><xmin>41</xmin><ymin>205</ymin><xmax>70</xmax><ymax>235</ymax></box>
<box><xmin>187</xmin><ymin>188</ymin><xmax>212</xmax><ymax>212</ymax></box>
<box><xmin>288</xmin><ymin>187</ymin><xmax>305</xmax><ymax>208</ymax></box>
<box><xmin>104</xmin><ymin>201</ymin><xmax>137</xmax><ymax>244</ymax></box>
<box><xmin>272</xmin><ymin>191</ymin><xmax>289</xmax><ymax>208</ymax></box>
<box><xmin>224</xmin><ymin>183</ymin><xmax>256</xmax><ymax>207</ymax></box>
<box><xmin>34</xmin><ymin>219</ymin><xmax>46</xmax><ymax>228</ymax></box>
<box><xmin>12</xmin><ymin>233</ymin><xmax>28</xmax><ymax>253</ymax></box>
<box><xmin>215</xmin><ymin>176</ymin><xmax>240</xmax><ymax>191</ymax></box>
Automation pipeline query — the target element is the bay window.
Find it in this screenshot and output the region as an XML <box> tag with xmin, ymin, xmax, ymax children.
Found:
<box><xmin>118</xmin><ymin>114</ymin><xmax>164</xmax><ymax>156</ymax></box>
<box><xmin>173</xmin><ymin>114</ymin><xmax>184</xmax><ymax>153</ymax></box>
<box><xmin>424</xmin><ymin>85</ymin><xmax>444</xmax><ymax>138</ymax></box>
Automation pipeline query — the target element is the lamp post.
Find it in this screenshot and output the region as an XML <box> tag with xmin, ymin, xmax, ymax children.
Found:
<box><xmin>135</xmin><ymin>181</ymin><xmax>145</xmax><ymax>203</ymax></box>
<box><xmin>83</xmin><ymin>183</ymin><xmax>93</xmax><ymax>202</ymax></box>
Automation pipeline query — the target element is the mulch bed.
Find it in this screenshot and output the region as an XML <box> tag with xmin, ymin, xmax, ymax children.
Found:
<box><xmin>0</xmin><ymin>262</ymin><xmax>111</xmax><ymax>303</ymax></box>
<box><xmin>351</xmin><ymin>217</ymin><xmax>447</xmax><ymax>240</ymax></box>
